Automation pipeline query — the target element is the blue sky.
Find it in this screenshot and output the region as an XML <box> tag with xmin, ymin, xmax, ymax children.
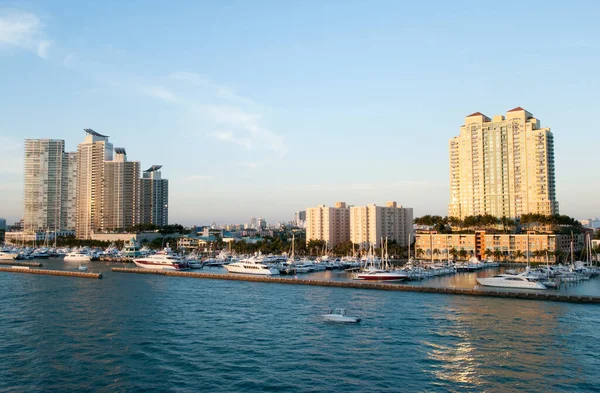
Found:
<box><xmin>1</xmin><ymin>0</ymin><xmax>599</xmax><ymax>225</ymax></box>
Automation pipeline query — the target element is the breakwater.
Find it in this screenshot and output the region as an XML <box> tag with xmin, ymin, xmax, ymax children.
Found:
<box><xmin>0</xmin><ymin>260</ymin><xmax>43</xmax><ymax>267</ymax></box>
<box><xmin>0</xmin><ymin>267</ymin><xmax>102</xmax><ymax>279</ymax></box>
<box><xmin>111</xmin><ymin>268</ymin><xmax>600</xmax><ymax>304</ymax></box>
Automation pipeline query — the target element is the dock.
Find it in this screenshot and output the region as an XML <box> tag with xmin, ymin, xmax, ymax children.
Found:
<box><xmin>0</xmin><ymin>260</ymin><xmax>43</xmax><ymax>267</ymax></box>
<box><xmin>0</xmin><ymin>267</ymin><xmax>102</xmax><ymax>279</ymax></box>
<box><xmin>111</xmin><ymin>268</ymin><xmax>600</xmax><ymax>304</ymax></box>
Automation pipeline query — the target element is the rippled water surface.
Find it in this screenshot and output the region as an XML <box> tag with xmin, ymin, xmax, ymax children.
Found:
<box><xmin>1</xmin><ymin>260</ymin><xmax>599</xmax><ymax>392</ymax></box>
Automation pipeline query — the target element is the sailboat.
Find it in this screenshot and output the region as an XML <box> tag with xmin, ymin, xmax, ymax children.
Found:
<box><xmin>354</xmin><ymin>239</ymin><xmax>407</xmax><ymax>281</ymax></box>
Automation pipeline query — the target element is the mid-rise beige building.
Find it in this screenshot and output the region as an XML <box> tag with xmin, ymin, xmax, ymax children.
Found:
<box><xmin>76</xmin><ymin>129</ymin><xmax>113</xmax><ymax>239</ymax></box>
<box><xmin>415</xmin><ymin>231</ymin><xmax>583</xmax><ymax>262</ymax></box>
<box><xmin>350</xmin><ymin>201</ymin><xmax>413</xmax><ymax>248</ymax></box>
<box><xmin>306</xmin><ymin>202</ymin><xmax>350</xmax><ymax>248</ymax></box>
<box><xmin>103</xmin><ymin>148</ymin><xmax>140</xmax><ymax>230</ymax></box>
<box><xmin>449</xmin><ymin>107</ymin><xmax>558</xmax><ymax>219</ymax></box>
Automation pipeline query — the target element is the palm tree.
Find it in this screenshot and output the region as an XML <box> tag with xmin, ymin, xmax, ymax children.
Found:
<box><xmin>493</xmin><ymin>249</ymin><xmax>503</xmax><ymax>261</ymax></box>
<box><xmin>485</xmin><ymin>248</ymin><xmax>492</xmax><ymax>260</ymax></box>
<box><xmin>416</xmin><ymin>248</ymin><xmax>424</xmax><ymax>259</ymax></box>
<box><xmin>433</xmin><ymin>248</ymin><xmax>440</xmax><ymax>260</ymax></box>
<box><xmin>458</xmin><ymin>248</ymin><xmax>468</xmax><ymax>260</ymax></box>
<box><xmin>513</xmin><ymin>250</ymin><xmax>525</xmax><ymax>263</ymax></box>
<box><xmin>449</xmin><ymin>247</ymin><xmax>458</xmax><ymax>261</ymax></box>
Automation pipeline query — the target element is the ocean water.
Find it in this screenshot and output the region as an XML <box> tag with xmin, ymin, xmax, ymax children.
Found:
<box><xmin>0</xmin><ymin>260</ymin><xmax>599</xmax><ymax>392</ymax></box>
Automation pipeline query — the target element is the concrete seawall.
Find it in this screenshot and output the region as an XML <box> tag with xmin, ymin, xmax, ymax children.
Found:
<box><xmin>0</xmin><ymin>261</ymin><xmax>43</xmax><ymax>267</ymax></box>
<box><xmin>111</xmin><ymin>268</ymin><xmax>600</xmax><ymax>304</ymax></box>
<box><xmin>0</xmin><ymin>267</ymin><xmax>102</xmax><ymax>279</ymax></box>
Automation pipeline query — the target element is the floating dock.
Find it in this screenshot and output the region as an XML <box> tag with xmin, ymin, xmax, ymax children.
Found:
<box><xmin>0</xmin><ymin>260</ymin><xmax>43</xmax><ymax>267</ymax></box>
<box><xmin>111</xmin><ymin>268</ymin><xmax>599</xmax><ymax>304</ymax></box>
<box><xmin>0</xmin><ymin>267</ymin><xmax>102</xmax><ymax>279</ymax></box>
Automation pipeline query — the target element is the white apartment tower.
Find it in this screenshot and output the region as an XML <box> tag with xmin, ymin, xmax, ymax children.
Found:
<box><xmin>104</xmin><ymin>148</ymin><xmax>141</xmax><ymax>230</ymax></box>
<box><xmin>23</xmin><ymin>139</ymin><xmax>77</xmax><ymax>232</ymax></box>
<box><xmin>306</xmin><ymin>202</ymin><xmax>350</xmax><ymax>248</ymax></box>
<box><xmin>449</xmin><ymin>107</ymin><xmax>558</xmax><ymax>219</ymax></box>
<box><xmin>76</xmin><ymin>129</ymin><xmax>113</xmax><ymax>239</ymax></box>
<box><xmin>350</xmin><ymin>201</ymin><xmax>413</xmax><ymax>248</ymax></box>
<box><xmin>140</xmin><ymin>165</ymin><xmax>169</xmax><ymax>227</ymax></box>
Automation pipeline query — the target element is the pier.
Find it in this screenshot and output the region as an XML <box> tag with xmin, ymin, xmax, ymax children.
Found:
<box><xmin>0</xmin><ymin>267</ymin><xmax>102</xmax><ymax>279</ymax></box>
<box><xmin>111</xmin><ymin>268</ymin><xmax>600</xmax><ymax>304</ymax></box>
<box><xmin>0</xmin><ymin>260</ymin><xmax>43</xmax><ymax>267</ymax></box>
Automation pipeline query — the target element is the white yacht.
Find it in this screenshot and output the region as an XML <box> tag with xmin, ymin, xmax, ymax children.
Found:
<box><xmin>354</xmin><ymin>268</ymin><xmax>408</xmax><ymax>282</ymax></box>
<box><xmin>322</xmin><ymin>309</ymin><xmax>361</xmax><ymax>323</ymax></box>
<box><xmin>225</xmin><ymin>257</ymin><xmax>280</xmax><ymax>276</ymax></box>
<box><xmin>476</xmin><ymin>274</ymin><xmax>547</xmax><ymax>290</ymax></box>
<box><xmin>133</xmin><ymin>253</ymin><xmax>189</xmax><ymax>271</ymax></box>
<box><xmin>64</xmin><ymin>250</ymin><xmax>92</xmax><ymax>263</ymax></box>
<box><xmin>0</xmin><ymin>251</ymin><xmax>19</xmax><ymax>260</ymax></box>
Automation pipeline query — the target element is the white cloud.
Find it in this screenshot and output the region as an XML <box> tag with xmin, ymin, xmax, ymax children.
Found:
<box><xmin>0</xmin><ymin>11</ymin><xmax>51</xmax><ymax>58</ymax></box>
<box><xmin>140</xmin><ymin>86</ymin><xmax>178</xmax><ymax>102</ymax></box>
<box><xmin>142</xmin><ymin>72</ymin><xmax>287</xmax><ymax>156</ymax></box>
<box><xmin>209</xmin><ymin>130</ymin><xmax>253</xmax><ymax>149</ymax></box>
<box><xmin>183</xmin><ymin>175</ymin><xmax>215</xmax><ymax>181</ymax></box>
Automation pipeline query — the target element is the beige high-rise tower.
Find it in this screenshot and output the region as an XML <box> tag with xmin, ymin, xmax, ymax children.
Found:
<box><xmin>76</xmin><ymin>129</ymin><xmax>113</xmax><ymax>239</ymax></box>
<box><xmin>449</xmin><ymin>107</ymin><xmax>558</xmax><ymax>219</ymax></box>
<box><xmin>306</xmin><ymin>202</ymin><xmax>350</xmax><ymax>248</ymax></box>
<box><xmin>104</xmin><ymin>148</ymin><xmax>141</xmax><ymax>230</ymax></box>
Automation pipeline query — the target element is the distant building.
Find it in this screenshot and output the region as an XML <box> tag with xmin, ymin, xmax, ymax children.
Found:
<box><xmin>23</xmin><ymin>139</ymin><xmax>77</xmax><ymax>232</ymax></box>
<box><xmin>0</xmin><ymin>218</ymin><xmax>6</xmax><ymax>231</ymax></box>
<box><xmin>580</xmin><ymin>218</ymin><xmax>600</xmax><ymax>230</ymax></box>
<box><xmin>306</xmin><ymin>202</ymin><xmax>350</xmax><ymax>248</ymax></box>
<box><xmin>104</xmin><ymin>148</ymin><xmax>140</xmax><ymax>230</ymax></box>
<box><xmin>294</xmin><ymin>210</ymin><xmax>306</xmax><ymax>227</ymax></box>
<box><xmin>350</xmin><ymin>201</ymin><xmax>413</xmax><ymax>248</ymax></box>
<box><xmin>449</xmin><ymin>108</ymin><xmax>558</xmax><ymax>219</ymax></box>
<box><xmin>76</xmin><ymin>129</ymin><xmax>114</xmax><ymax>239</ymax></box>
<box><xmin>258</xmin><ymin>217</ymin><xmax>267</xmax><ymax>229</ymax></box>
<box><xmin>250</xmin><ymin>217</ymin><xmax>257</xmax><ymax>229</ymax></box>
<box><xmin>140</xmin><ymin>165</ymin><xmax>169</xmax><ymax>227</ymax></box>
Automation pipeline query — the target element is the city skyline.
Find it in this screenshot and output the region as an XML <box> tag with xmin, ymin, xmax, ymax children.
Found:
<box><xmin>1</xmin><ymin>1</ymin><xmax>599</xmax><ymax>224</ymax></box>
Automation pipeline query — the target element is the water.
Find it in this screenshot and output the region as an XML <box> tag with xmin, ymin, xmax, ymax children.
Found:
<box><xmin>1</xmin><ymin>259</ymin><xmax>599</xmax><ymax>392</ymax></box>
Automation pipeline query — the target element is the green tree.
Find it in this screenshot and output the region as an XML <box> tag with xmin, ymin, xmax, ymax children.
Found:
<box><xmin>458</xmin><ymin>248</ymin><xmax>467</xmax><ymax>260</ymax></box>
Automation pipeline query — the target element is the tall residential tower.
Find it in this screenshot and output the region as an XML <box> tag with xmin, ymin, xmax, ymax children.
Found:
<box><xmin>104</xmin><ymin>148</ymin><xmax>141</xmax><ymax>230</ymax></box>
<box><xmin>23</xmin><ymin>139</ymin><xmax>77</xmax><ymax>232</ymax></box>
<box><xmin>140</xmin><ymin>165</ymin><xmax>169</xmax><ymax>227</ymax></box>
<box><xmin>349</xmin><ymin>201</ymin><xmax>413</xmax><ymax>248</ymax></box>
<box><xmin>76</xmin><ymin>129</ymin><xmax>113</xmax><ymax>239</ymax></box>
<box><xmin>449</xmin><ymin>107</ymin><xmax>558</xmax><ymax>219</ymax></box>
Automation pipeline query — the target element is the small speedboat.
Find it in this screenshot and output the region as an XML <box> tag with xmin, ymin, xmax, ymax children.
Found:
<box><xmin>322</xmin><ymin>308</ymin><xmax>361</xmax><ymax>323</ymax></box>
<box><xmin>78</xmin><ymin>265</ymin><xmax>88</xmax><ymax>271</ymax></box>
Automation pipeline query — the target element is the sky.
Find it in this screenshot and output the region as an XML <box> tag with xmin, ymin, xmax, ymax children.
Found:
<box><xmin>0</xmin><ymin>0</ymin><xmax>599</xmax><ymax>226</ymax></box>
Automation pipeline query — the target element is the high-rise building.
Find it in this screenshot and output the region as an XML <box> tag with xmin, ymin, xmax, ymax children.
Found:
<box><xmin>306</xmin><ymin>202</ymin><xmax>350</xmax><ymax>248</ymax></box>
<box><xmin>294</xmin><ymin>210</ymin><xmax>306</xmax><ymax>227</ymax></box>
<box><xmin>0</xmin><ymin>218</ymin><xmax>6</xmax><ymax>231</ymax></box>
<box><xmin>61</xmin><ymin>152</ymin><xmax>77</xmax><ymax>230</ymax></box>
<box><xmin>140</xmin><ymin>165</ymin><xmax>169</xmax><ymax>227</ymax></box>
<box><xmin>104</xmin><ymin>148</ymin><xmax>140</xmax><ymax>230</ymax></box>
<box><xmin>449</xmin><ymin>108</ymin><xmax>558</xmax><ymax>220</ymax></box>
<box><xmin>250</xmin><ymin>217</ymin><xmax>257</xmax><ymax>229</ymax></box>
<box><xmin>23</xmin><ymin>139</ymin><xmax>77</xmax><ymax>232</ymax></box>
<box><xmin>350</xmin><ymin>201</ymin><xmax>413</xmax><ymax>248</ymax></box>
<box><xmin>76</xmin><ymin>129</ymin><xmax>113</xmax><ymax>239</ymax></box>
<box><xmin>258</xmin><ymin>217</ymin><xmax>267</xmax><ymax>229</ymax></box>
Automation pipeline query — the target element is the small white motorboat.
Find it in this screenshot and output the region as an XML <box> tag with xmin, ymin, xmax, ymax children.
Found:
<box><xmin>321</xmin><ymin>308</ymin><xmax>361</xmax><ymax>323</ymax></box>
<box><xmin>78</xmin><ymin>265</ymin><xmax>88</xmax><ymax>271</ymax></box>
